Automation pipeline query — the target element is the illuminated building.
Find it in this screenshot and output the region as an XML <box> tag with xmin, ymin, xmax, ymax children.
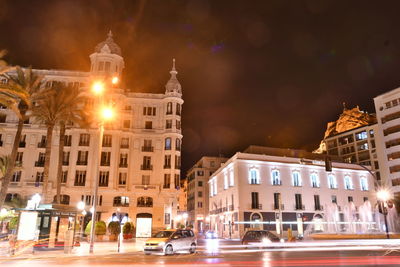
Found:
<box><xmin>208</xmin><ymin>146</ymin><xmax>374</xmax><ymax>239</ymax></box>
<box><xmin>0</xmin><ymin>31</ymin><xmax>183</xmax><ymax>237</ymax></box>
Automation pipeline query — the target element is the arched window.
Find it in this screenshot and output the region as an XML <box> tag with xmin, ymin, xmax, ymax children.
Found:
<box><xmin>292</xmin><ymin>171</ymin><xmax>302</xmax><ymax>187</ymax></box>
<box><xmin>310</xmin><ymin>173</ymin><xmax>320</xmax><ymax>188</ymax></box>
<box><xmin>165</xmin><ymin>138</ymin><xmax>171</xmax><ymax>150</ymax></box>
<box><xmin>176</xmin><ymin>103</ymin><xmax>181</xmax><ymax>115</ymax></box>
<box><xmin>360</xmin><ymin>176</ymin><xmax>368</xmax><ymax>191</ymax></box>
<box><xmin>176</xmin><ymin>139</ymin><xmax>181</xmax><ymax>151</ymax></box>
<box><xmin>137</xmin><ymin>197</ymin><xmax>153</xmax><ymax>207</ymax></box>
<box><xmin>249</xmin><ymin>168</ymin><xmax>260</xmax><ymax>184</ymax></box>
<box><xmin>53</xmin><ymin>195</ymin><xmax>70</xmax><ymax>205</ymax></box>
<box><xmin>113</xmin><ymin>196</ymin><xmax>129</xmax><ymax>207</ymax></box>
<box><xmin>5</xmin><ymin>193</ymin><xmax>20</xmax><ymax>202</ymax></box>
<box><xmin>166</xmin><ymin>102</ymin><xmax>173</xmax><ymax>115</ymax></box>
<box><xmin>271</xmin><ymin>170</ymin><xmax>281</xmax><ymax>185</ymax></box>
<box><xmin>344</xmin><ymin>175</ymin><xmax>353</xmax><ymax>190</ymax></box>
<box><xmin>328</xmin><ymin>174</ymin><xmax>337</xmax><ymax>189</ymax></box>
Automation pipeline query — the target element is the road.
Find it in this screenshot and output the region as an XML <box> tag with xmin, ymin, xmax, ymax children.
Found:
<box><xmin>1</xmin><ymin>248</ymin><xmax>400</xmax><ymax>266</ymax></box>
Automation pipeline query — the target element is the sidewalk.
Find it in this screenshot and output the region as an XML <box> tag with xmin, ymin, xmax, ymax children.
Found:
<box><xmin>0</xmin><ymin>239</ymin><xmax>146</xmax><ymax>260</ymax></box>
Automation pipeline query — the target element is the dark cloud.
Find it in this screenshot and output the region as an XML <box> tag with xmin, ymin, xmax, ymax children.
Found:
<box><xmin>2</xmin><ymin>0</ymin><xmax>400</xmax><ymax>174</ymax></box>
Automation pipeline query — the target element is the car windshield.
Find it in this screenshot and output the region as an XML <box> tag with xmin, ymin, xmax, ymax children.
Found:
<box><xmin>153</xmin><ymin>231</ymin><xmax>174</xmax><ymax>238</ymax></box>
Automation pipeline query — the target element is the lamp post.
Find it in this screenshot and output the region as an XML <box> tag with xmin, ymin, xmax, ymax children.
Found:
<box><xmin>377</xmin><ymin>189</ymin><xmax>391</xmax><ymax>239</ymax></box>
<box><xmin>89</xmin><ymin>80</ymin><xmax>115</xmax><ymax>254</ymax></box>
<box><xmin>77</xmin><ymin>201</ymin><xmax>85</xmax><ymax>239</ymax></box>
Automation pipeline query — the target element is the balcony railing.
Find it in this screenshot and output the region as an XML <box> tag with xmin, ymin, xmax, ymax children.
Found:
<box><xmin>120</xmin><ymin>144</ymin><xmax>129</xmax><ymax>149</ymax></box>
<box><xmin>164</xmin><ymin>165</ymin><xmax>171</xmax><ymax>169</ymax></box>
<box><xmin>100</xmin><ymin>161</ymin><xmax>110</xmax><ymax>166</ymax></box>
<box><xmin>76</xmin><ymin>161</ymin><xmax>88</xmax><ymax>165</ymax></box>
<box><xmin>141</xmin><ymin>146</ymin><xmax>154</xmax><ymax>152</ymax></box>
<box><xmin>272</xmin><ymin>180</ymin><xmax>282</xmax><ymax>186</ymax></box>
<box><xmin>35</xmin><ymin>161</ymin><xmax>45</xmax><ymax>167</ymax></box>
<box><xmin>62</xmin><ymin>161</ymin><xmax>69</xmax><ymax>166</ymax></box>
<box><xmin>315</xmin><ymin>205</ymin><xmax>324</xmax><ymax>211</ymax></box>
<box><xmin>141</xmin><ymin>165</ymin><xmax>153</xmax><ymax>170</ymax></box>
<box><xmin>294</xmin><ymin>204</ymin><xmax>305</xmax><ymax>210</ymax></box>
<box><xmin>102</xmin><ymin>142</ymin><xmax>112</xmax><ymax>147</ymax></box>
<box><xmin>228</xmin><ymin>204</ymin><xmax>234</xmax><ymax>211</ymax></box>
<box><xmin>78</xmin><ymin>141</ymin><xmax>89</xmax><ymax>146</ymax></box>
<box><xmin>37</xmin><ymin>142</ymin><xmax>46</xmax><ymax>148</ymax></box>
<box><xmin>137</xmin><ymin>203</ymin><xmax>153</xmax><ymax>208</ymax></box>
<box><xmin>113</xmin><ymin>203</ymin><xmax>129</xmax><ymax>207</ymax></box>
<box><xmin>251</xmin><ymin>204</ymin><xmax>262</xmax><ymax>210</ymax></box>
<box><xmin>273</xmin><ymin>204</ymin><xmax>285</xmax><ymax>210</ymax></box>
<box><xmin>119</xmin><ymin>163</ymin><xmax>128</xmax><ymax>168</ymax></box>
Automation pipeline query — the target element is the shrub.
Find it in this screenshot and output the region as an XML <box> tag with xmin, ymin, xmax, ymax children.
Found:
<box><xmin>8</xmin><ymin>217</ymin><xmax>18</xmax><ymax>230</ymax></box>
<box><xmin>108</xmin><ymin>221</ymin><xmax>121</xmax><ymax>235</ymax></box>
<box><xmin>85</xmin><ymin>220</ymin><xmax>107</xmax><ymax>236</ymax></box>
<box><xmin>123</xmin><ymin>222</ymin><xmax>134</xmax><ymax>235</ymax></box>
<box><xmin>95</xmin><ymin>221</ymin><xmax>107</xmax><ymax>235</ymax></box>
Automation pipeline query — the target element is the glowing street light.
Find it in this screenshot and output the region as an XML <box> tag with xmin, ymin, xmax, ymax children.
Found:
<box><xmin>101</xmin><ymin>106</ymin><xmax>114</xmax><ymax>121</ymax></box>
<box><xmin>92</xmin><ymin>81</ymin><xmax>104</xmax><ymax>95</ymax></box>
<box><xmin>77</xmin><ymin>201</ymin><xmax>85</xmax><ymax>211</ymax></box>
<box><xmin>377</xmin><ymin>188</ymin><xmax>391</xmax><ymax>239</ymax></box>
<box><xmin>111</xmin><ymin>76</ymin><xmax>119</xmax><ymax>85</ymax></box>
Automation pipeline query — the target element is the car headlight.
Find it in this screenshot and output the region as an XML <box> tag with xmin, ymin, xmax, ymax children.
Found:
<box><xmin>262</xmin><ymin>238</ymin><xmax>271</xmax><ymax>244</ymax></box>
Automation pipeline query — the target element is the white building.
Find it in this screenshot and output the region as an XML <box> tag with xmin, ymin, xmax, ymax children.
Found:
<box><xmin>374</xmin><ymin>88</ymin><xmax>400</xmax><ymax>197</ymax></box>
<box><xmin>324</xmin><ymin>124</ymin><xmax>383</xmax><ymax>186</ymax></box>
<box><xmin>208</xmin><ymin>146</ymin><xmax>375</xmax><ymax>239</ymax></box>
<box><xmin>186</xmin><ymin>156</ymin><xmax>228</xmax><ymax>233</ymax></box>
<box><xmin>0</xmin><ymin>31</ymin><xmax>183</xmax><ymax>237</ymax></box>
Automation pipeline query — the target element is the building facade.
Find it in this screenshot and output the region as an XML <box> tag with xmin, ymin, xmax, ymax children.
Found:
<box><xmin>0</xmin><ymin>32</ymin><xmax>183</xmax><ymax>237</ymax></box>
<box><xmin>324</xmin><ymin>124</ymin><xmax>383</xmax><ymax>186</ymax></box>
<box><xmin>374</xmin><ymin>88</ymin><xmax>400</xmax><ymax>196</ymax></box>
<box><xmin>186</xmin><ymin>156</ymin><xmax>228</xmax><ymax>233</ymax></box>
<box><xmin>208</xmin><ymin>146</ymin><xmax>375</xmax><ymax>239</ymax></box>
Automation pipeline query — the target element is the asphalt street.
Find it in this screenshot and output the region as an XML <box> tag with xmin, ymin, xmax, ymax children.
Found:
<box><xmin>1</xmin><ymin>248</ymin><xmax>400</xmax><ymax>266</ymax></box>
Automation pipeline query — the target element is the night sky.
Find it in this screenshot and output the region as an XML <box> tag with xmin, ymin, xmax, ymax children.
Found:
<box><xmin>1</xmin><ymin>0</ymin><xmax>400</xmax><ymax>173</ymax></box>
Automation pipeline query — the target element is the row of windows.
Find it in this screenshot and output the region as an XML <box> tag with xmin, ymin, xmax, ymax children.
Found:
<box><xmin>246</xmin><ymin>169</ymin><xmax>368</xmax><ymax>191</ymax></box>
<box><xmin>249</xmin><ymin>191</ymin><xmax>369</xmax><ymax>211</ymax></box>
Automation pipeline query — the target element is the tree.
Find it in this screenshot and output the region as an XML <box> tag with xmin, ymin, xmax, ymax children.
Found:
<box><xmin>0</xmin><ymin>67</ymin><xmax>43</xmax><ymax>208</ymax></box>
<box><xmin>0</xmin><ymin>50</ymin><xmax>14</xmax><ymax>75</ymax></box>
<box><xmin>32</xmin><ymin>84</ymin><xmax>88</xmax><ymax>202</ymax></box>
<box><xmin>52</xmin><ymin>85</ymin><xmax>89</xmax><ymax>204</ymax></box>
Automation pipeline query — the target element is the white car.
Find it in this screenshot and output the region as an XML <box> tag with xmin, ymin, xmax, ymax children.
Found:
<box><xmin>144</xmin><ymin>229</ymin><xmax>197</xmax><ymax>255</ymax></box>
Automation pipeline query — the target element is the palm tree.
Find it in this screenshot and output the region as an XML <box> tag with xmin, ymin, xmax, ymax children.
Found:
<box><xmin>0</xmin><ymin>50</ymin><xmax>13</xmax><ymax>75</ymax></box>
<box><xmin>0</xmin><ymin>67</ymin><xmax>43</xmax><ymax>208</ymax></box>
<box><xmin>33</xmin><ymin>84</ymin><xmax>89</xmax><ymax>203</ymax></box>
<box><xmin>54</xmin><ymin>86</ymin><xmax>89</xmax><ymax>204</ymax></box>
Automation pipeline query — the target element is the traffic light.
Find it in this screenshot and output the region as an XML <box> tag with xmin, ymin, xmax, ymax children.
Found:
<box><xmin>325</xmin><ymin>156</ymin><xmax>332</xmax><ymax>172</ymax></box>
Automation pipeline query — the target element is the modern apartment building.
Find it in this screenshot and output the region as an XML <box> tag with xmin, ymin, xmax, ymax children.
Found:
<box><xmin>374</xmin><ymin>88</ymin><xmax>400</xmax><ymax>196</ymax></box>
<box><xmin>186</xmin><ymin>156</ymin><xmax>228</xmax><ymax>233</ymax></box>
<box><xmin>324</xmin><ymin>124</ymin><xmax>383</xmax><ymax>186</ymax></box>
<box><xmin>0</xmin><ymin>32</ymin><xmax>183</xmax><ymax>237</ymax></box>
<box><xmin>208</xmin><ymin>146</ymin><xmax>374</xmax><ymax>239</ymax></box>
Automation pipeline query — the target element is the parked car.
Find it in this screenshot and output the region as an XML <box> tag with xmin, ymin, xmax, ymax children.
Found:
<box><xmin>241</xmin><ymin>230</ymin><xmax>280</xmax><ymax>245</ymax></box>
<box><xmin>143</xmin><ymin>229</ymin><xmax>197</xmax><ymax>255</ymax></box>
<box><xmin>205</xmin><ymin>230</ymin><xmax>218</xmax><ymax>239</ymax></box>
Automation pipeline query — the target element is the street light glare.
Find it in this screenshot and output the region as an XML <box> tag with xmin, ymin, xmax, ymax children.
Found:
<box><xmin>101</xmin><ymin>106</ymin><xmax>114</xmax><ymax>120</ymax></box>
<box><xmin>92</xmin><ymin>81</ymin><xmax>104</xmax><ymax>94</ymax></box>
<box><xmin>112</xmin><ymin>76</ymin><xmax>119</xmax><ymax>85</ymax></box>
<box><xmin>377</xmin><ymin>189</ymin><xmax>390</xmax><ymax>202</ymax></box>
<box><xmin>77</xmin><ymin>201</ymin><xmax>85</xmax><ymax>210</ymax></box>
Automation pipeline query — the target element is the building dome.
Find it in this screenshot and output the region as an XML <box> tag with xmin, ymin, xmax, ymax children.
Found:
<box><xmin>165</xmin><ymin>59</ymin><xmax>182</xmax><ymax>94</ymax></box>
<box><xmin>94</xmin><ymin>31</ymin><xmax>122</xmax><ymax>56</ymax></box>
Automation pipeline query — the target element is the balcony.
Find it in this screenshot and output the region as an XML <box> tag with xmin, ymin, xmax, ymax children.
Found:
<box><xmin>76</xmin><ymin>161</ymin><xmax>88</xmax><ymax>165</ymax></box>
<box><xmin>141</xmin><ymin>146</ymin><xmax>154</xmax><ymax>152</ymax></box>
<box><xmin>37</xmin><ymin>142</ymin><xmax>46</xmax><ymax>148</ymax></box>
<box><xmin>315</xmin><ymin>205</ymin><xmax>324</xmax><ymax>211</ymax></box>
<box><xmin>251</xmin><ymin>204</ymin><xmax>262</xmax><ymax>210</ymax></box>
<box><xmin>273</xmin><ymin>204</ymin><xmax>285</xmax><ymax>210</ymax></box>
<box><xmin>100</xmin><ymin>161</ymin><xmax>110</xmax><ymax>166</ymax></box>
<box><xmin>102</xmin><ymin>142</ymin><xmax>112</xmax><ymax>148</ymax></box>
<box><xmin>119</xmin><ymin>163</ymin><xmax>128</xmax><ymax>168</ymax></box>
<box><xmin>35</xmin><ymin>161</ymin><xmax>45</xmax><ymax>167</ymax></box>
<box><xmin>175</xmin><ymin>165</ymin><xmax>181</xmax><ymax>170</ymax></box>
<box><xmin>62</xmin><ymin>161</ymin><xmax>69</xmax><ymax>166</ymax></box>
<box><xmin>294</xmin><ymin>204</ymin><xmax>305</xmax><ymax>210</ymax></box>
<box><xmin>113</xmin><ymin>202</ymin><xmax>129</xmax><ymax>207</ymax></box>
<box><xmin>19</xmin><ymin>141</ymin><xmax>26</xmax><ymax>148</ymax></box>
<box><xmin>79</xmin><ymin>141</ymin><xmax>89</xmax><ymax>146</ymax></box>
<box><xmin>228</xmin><ymin>204</ymin><xmax>234</xmax><ymax>211</ymax></box>
<box><xmin>120</xmin><ymin>144</ymin><xmax>129</xmax><ymax>149</ymax></box>
<box><xmin>137</xmin><ymin>202</ymin><xmax>153</xmax><ymax>208</ymax></box>
<box><xmin>272</xmin><ymin>180</ymin><xmax>282</xmax><ymax>186</ymax></box>
<box><xmin>164</xmin><ymin>165</ymin><xmax>171</xmax><ymax>169</ymax></box>
<box><xmin>141</xmin><ymin>165</ymin><xmax>153</xmax><ymax>170</ymax></box>
<box><xmin>133</xmin><ymin>185</ymin><xmax>159</xmax><ymax>191</ymax></box>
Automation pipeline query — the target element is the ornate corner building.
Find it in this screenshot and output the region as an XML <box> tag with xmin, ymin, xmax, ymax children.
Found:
<box><xmin>0</xmin><ymin>32</ymin><xmax>183</xmax><ymax>237</ymax></box>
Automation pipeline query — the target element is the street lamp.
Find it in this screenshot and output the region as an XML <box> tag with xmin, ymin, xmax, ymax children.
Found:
<box><xmin>32</xmin><ymin>193</ymin><xmax>41</xmax><ymax>210</ymax></box>
<box><xmin>183</xmin><ymin>213</ymin><xmax>188</xmax><ymax>227</ymax></box>
<box><xmin>77</xmin><ymin>201</ymin><xmax>85</xmax><ymax>239</ymax></box>
<box><xmin>89</xmin><ymin>80</ymin><xmax>115</xmax><ymax>254</ymax></box>
<box><xmin>377</xmin><ymin>189</ymin><xmax>391</xmax><ymax>239</ymax></box>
